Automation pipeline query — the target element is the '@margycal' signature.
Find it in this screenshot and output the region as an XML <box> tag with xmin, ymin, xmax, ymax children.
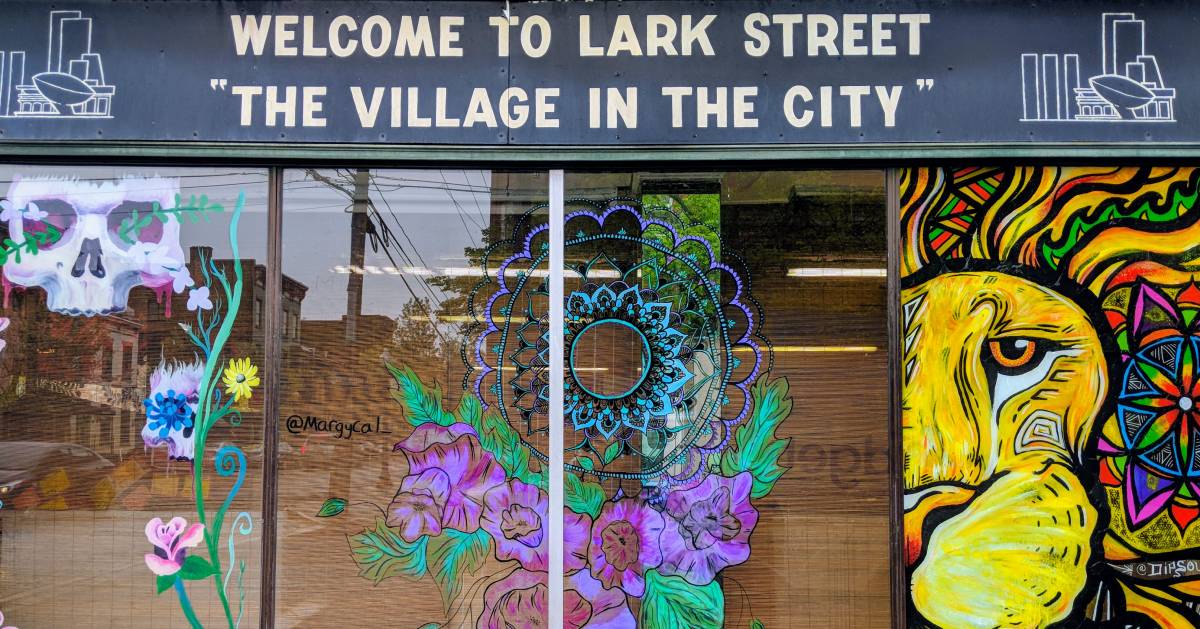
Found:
<box><xmin>286</xmin><ymin>414</ymin><xmax>392</xmax><ymax>440</ymax></box>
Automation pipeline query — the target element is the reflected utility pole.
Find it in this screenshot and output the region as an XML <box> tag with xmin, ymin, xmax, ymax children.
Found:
<box><xmin>330</xmin><ymin>169</ymin><xmax>371</xmax><ymax>502</ymax></box>
<box><xmin>345</xmin><ymin>168</ymin><xmax>370</xmax><ymax>342</ymax></box>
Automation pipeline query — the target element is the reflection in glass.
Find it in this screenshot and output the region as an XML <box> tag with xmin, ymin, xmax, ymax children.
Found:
<box><xmin>561</xmin><ymin>171</ymin><xmax>889</xmax><ymax>628</ymax></box>
<box><xmin>0</xmin><ymin>164</ymin><xmax>888</xmax><ymax>628</ymax></box>
<box><xmin>0</xmin><ymin>167</ymin><xmax>268</xmax><ymax>628</ymax></box>
<box><xmin>277</xmin><ymin>169</ymin><xmax>552</xmax><ymax>627</ymax></box>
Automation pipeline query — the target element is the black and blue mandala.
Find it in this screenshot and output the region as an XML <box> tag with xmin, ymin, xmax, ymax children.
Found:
<box><xmin>465</xmin><ymin>200</ymin><xmax>770</xmax><ymax>486</ymax></box>
<box><xmin>563</xmin><ymin>283</ymin><xmax>693</xmax><ymax>439</ymax></box>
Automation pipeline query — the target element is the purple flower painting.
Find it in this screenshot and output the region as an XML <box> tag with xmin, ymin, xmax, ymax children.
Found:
<box><xmin>387</xmin><ymin>469</ymin><xmax>450</xmax><ymax>541</ymax></box>
<box><xmin>567</xmin><ymin>570</ymin><xmax>636</xmax><ymax>628</ymax></box>
<box><xmin>388</xmin><ymin>423</ymin><xmax>505</xmax><ymax>538</ymax></box>
<box><xmin>480</xmin><ymin>569</ymin><xmax>637</xmax><ymax>629</ymax></box>
<box><xmin>587</xmin><ymin>499</ymin><xmax>665</xmax><ymax>596</ymax></box>
<box><xmin>480</xmin><ymin>569</ymin><xmax>591</xmax><ymax>629</ymax></box>
<box><xmin>480</xmin><ymin>479</ymin><xmax>591</xmax><ymax>571</ymax></box>
<box><xmin>659</xmin><ymin>471</ymin><xmax>758</xmax><ymax>585</ymax></box>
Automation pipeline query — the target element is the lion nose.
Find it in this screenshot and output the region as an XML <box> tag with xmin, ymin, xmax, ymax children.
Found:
<box><xmin>904</xmin><ymin>485</ymin><xmax>975</xmax><ymax>567</ymax></box>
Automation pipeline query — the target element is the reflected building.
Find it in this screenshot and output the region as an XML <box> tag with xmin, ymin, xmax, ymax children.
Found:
<box><xmin>0</xmin><ymin>246</ymin><xmax>304</xmax><ymax>460</ymax></box>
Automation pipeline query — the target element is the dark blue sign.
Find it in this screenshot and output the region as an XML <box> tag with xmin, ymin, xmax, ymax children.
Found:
<box><xmin>0</xmin><ymin>0</ymin><xmax>1193</xmax><ymax>145</ymax></box>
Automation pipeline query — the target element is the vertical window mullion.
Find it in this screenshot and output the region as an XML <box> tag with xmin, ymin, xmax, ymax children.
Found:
<box><xmin>548</xmin><ymin>169</ymin><xmax>565</xmax><ymax>629</ymax></box>
<box><xmin>886</xmin><ymin>167</ymin><xmax>905</xmax><ymax>629</ymax></box>
<box><xmin>259</xmin><ymin>165</ymin><xmax>284</xmax><ymax>629</ymax></box>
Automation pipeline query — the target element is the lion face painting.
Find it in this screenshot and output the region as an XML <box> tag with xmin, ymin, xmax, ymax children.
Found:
<box><xmin>901</xmin><ymin>167</ymin><xmax>1200</xmax><ymax>628</ymax></box>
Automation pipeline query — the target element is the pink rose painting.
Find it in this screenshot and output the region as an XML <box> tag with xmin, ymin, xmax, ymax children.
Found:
<box><xmin>143</xmin><ymin>516</ymin><xmax>205</xmax><ymax>577</ymax></box>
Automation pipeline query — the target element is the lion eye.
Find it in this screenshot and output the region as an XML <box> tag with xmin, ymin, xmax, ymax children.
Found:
<box><xmin>987</xmin><ymin>338</ymin><xmax>1040</xmax><ymax>371</ymax></box>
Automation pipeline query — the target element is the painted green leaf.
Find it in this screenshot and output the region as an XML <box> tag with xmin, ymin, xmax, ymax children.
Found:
<box><xmin>640</xmin><ymin>569</ymin><xmax>724</xmax><ymax>629</ymax></box>
<box><xmin>456</xmin><ymin>393</ymin><xmax>482</xmax><ymax>427</ymax></box>
<box><xmin>3</xmin><ymin>239</ymin><xmax>20</xmax><ymax>264</ymax></box>
<box><xmin>426</xmin><ymin>528</ymin><xmax>491</xmax><ymax>611</ymax></box>
<box><xmin>316</xmin><ymin>497</ymin><xmax>347</xmax><ymax>517</ymax></box>
<box><xmin>348</xmin><ymin>517</ymin><xmax>428</xmax><ymax>584</ymax></box>
<box><xmin>477</xmin><ymin>409</ymin><xmax>539</xmax><ymax>487</ymax></box>
<box><xmin>119</xmin><ymin>198</ymin><xmax>222</xmax><ymax>244</ymax></box>
<box><xmin>602</xmin><ymin>441</ymin><xmax>622</xmax><ymax>464</ymax></box>
<box><xmin>388</xmin><ymin>364</ymin><xmax>542</xmax><ymax>487</ymax></box>
<box><xmin>751</xmin><ymin>620</ymin><xmax>765</xmax><ymax>629</ymax></box>
<box><xmin>178</xmin><ymin>555</ymin><xmax>217</xmax><ymax>581</ymax></box>
<box><xmin>564</xmin><ymin>472</ymin><xmax>604</xmax><ymax>518</ymax></box>
<box><xmin>387</xmin><ymin>363</ymin><xmax>455</xmax><ymax>427</ymax></box>
<box><xmin>156</xmin><ymin>574</ymin><xmax>176</xmax><ymax>594</ymax></box>
<box><xmin>719</xmin><ymin>376</ymin><xmax>792</xmax><ymax>499</ymax></box>
<box><xmin>118</xmin><ymin>211</ymin><xmax>139</xmax><ymax>244</ymax></box>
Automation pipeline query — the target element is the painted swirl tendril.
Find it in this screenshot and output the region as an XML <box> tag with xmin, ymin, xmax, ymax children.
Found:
<box><xmin>223</xmin><ymin>511</ymin><xmax>253</xmax><ymax>629</ymax></box>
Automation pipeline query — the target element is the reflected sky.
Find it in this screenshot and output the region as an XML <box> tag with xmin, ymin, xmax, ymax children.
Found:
<box><xmin>283</xmin><ymin>169</ymin><xmax>538</xmax><ymax>321</ymax></box>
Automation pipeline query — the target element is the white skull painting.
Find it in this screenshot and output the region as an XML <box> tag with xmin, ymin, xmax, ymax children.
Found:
<box><xmin>142</xmin><ymin>359</ymin><xmax>205</xmax><ymax>462</ymax></box>
<box><xmin>1</xmin><ymin>176</ymin><xmax>186</xmax><ymax>316</ymax></box>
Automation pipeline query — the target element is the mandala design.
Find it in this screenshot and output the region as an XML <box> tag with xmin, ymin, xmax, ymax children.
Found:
<box><xmin>563</xmin><ymin>284</ymin><xmax>692</xmax><ymax>439</ymax></box>
<box><xmin>466</xmin><ymin>200</ymin><xmax>769</xmax><ymax>484</ymax></box>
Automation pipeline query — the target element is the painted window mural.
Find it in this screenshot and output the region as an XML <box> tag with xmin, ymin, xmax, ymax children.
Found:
<box><xmin>560</xmin><ymin>171</ymin><xmax>890</xmax><ymax>628</ymax></box>
<box><xmin>276</xmin><ymin>170</ymin><xmax>555</xmax><ymax>627</ymax></box>
<box><xmin>279</xmin><ymin>169</ymin><xmax>888</xmax><ymax>627</ymax></box>
<box><xmin>0</xmin><ymin>166</ymin><xmax>886</xmax><ymax>627</ymax></box>
<box><xmin>0</xmin><ymin>166</ymin><xmax>268</xmax><ymax>627</ymax></box>
<box><xmin>902</xmin><ymin>166</ymin><xmax>1200</xmax><ymax>628</ymax></box>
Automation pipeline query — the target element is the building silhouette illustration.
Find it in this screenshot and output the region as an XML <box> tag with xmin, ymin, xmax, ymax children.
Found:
<box><xmin>0</xmin><ymin>10</ymin><xmax>115</xmax><ymax>118</ymax></box>
<box><xmin>1021</xmin><ymin>13</ymin><xmax>1175</xmax><ymax>122</ymax></box>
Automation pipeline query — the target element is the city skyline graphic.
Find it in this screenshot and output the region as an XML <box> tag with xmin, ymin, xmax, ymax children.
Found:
<box><xmin>1020</xmin><ymin>12</ymin><xmax>1175</xmax><ymax>123</ymax></box>
<box><xmin>0</xmin><ymin>10</ymin><xmax>115</xmax><ymax>119</ymax></box>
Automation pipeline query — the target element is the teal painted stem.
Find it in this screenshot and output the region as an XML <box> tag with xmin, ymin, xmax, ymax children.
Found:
<box><xmin>189</xmin><ymin>192</ymin><xmax>246</xmax><ymax>629</ymax></box>
<box><xmin>173</xmin><ymin>577</ymin><xmax>203</xmax><ymax>629</ymax></box>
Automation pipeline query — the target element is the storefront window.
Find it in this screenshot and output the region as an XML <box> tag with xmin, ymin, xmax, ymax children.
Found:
<box><xmin>0</xmin><ymin>166</ymin><xmax>268</xmax><ymax>627</ymax></box>
<box><xmin>558</xmin><ymin>170</ymin><xmax>890</xmax><ymax>627</ymax></box>
<box><xmin>276</xmin><ymin>169</ymin><xmax>552</xmax><ymax>626</ymax></box>
<box><xmin>0</xmin><ymin>166</ymin><xmax>890</xmax><ymax>628</ymax></box>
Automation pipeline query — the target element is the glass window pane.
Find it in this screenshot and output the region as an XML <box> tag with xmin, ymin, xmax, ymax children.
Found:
<box><xmin>277</xmin><ymin>169</ymin><xmax>552</xmax><ymax>627</ymax></box>
<box><xmin>0</xmin><ymin>166</ymin><xmax>268</xmax><ymax>628</ymax></box>
<box><xmin>560</xmin><ymin>170</ymin><xmax>890</xmax><ymax>627</ymax></box>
